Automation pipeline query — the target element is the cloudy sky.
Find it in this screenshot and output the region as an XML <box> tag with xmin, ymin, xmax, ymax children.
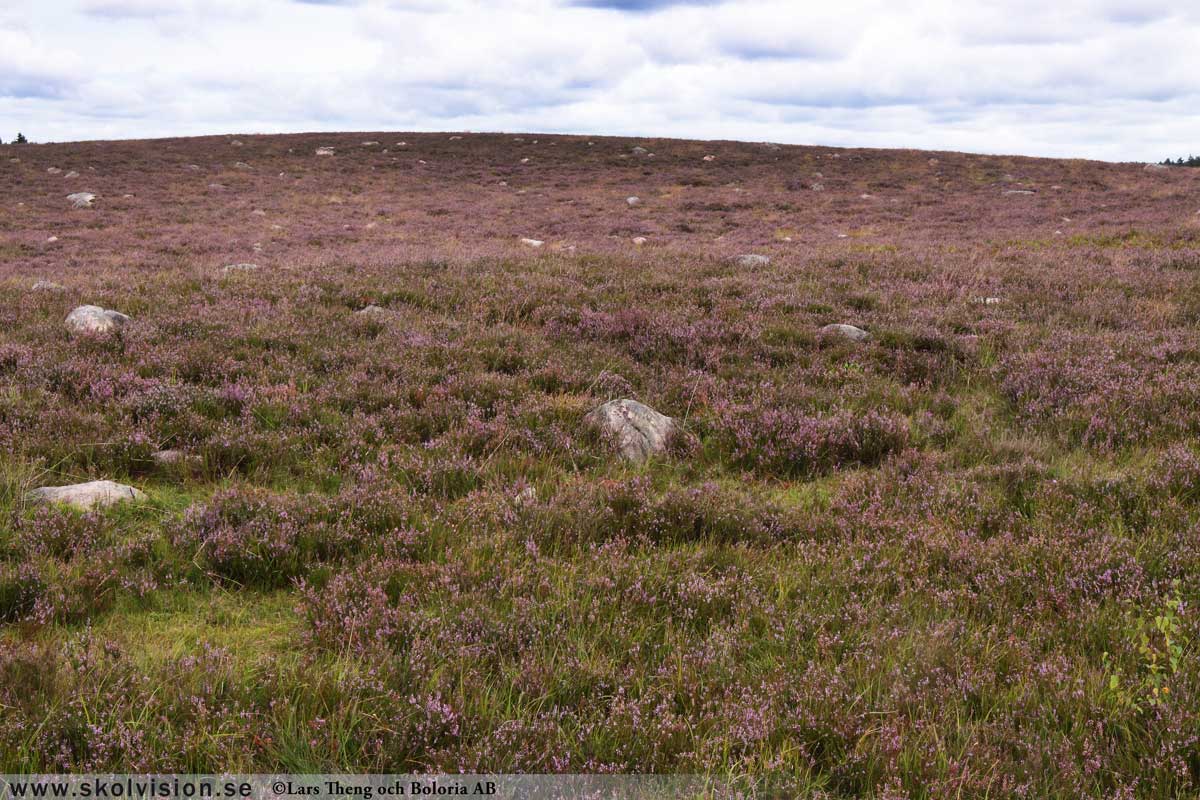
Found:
<box><xmin>2</xmin><ymin>0</ymin><xmax>1197</xmax><ymax>160</ymax></box>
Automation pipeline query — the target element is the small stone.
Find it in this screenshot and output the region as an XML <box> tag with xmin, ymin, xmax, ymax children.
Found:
<box><xmin>1144</xmin><ymin>163</ymin><xmax>1170</xmax><ymax>172</ymax></box>
<box><xmin>586</xmin><ymin>398</ymin><xmax>676</xmax><ymax>463</ymax></box>
<box><xmin>251</xmin><ymin>209</ymin><xmax>266</xmax><ymax>216</ymax></box>
<box><xmin>47</xmin><ymin>167</ymin><xmax>61</xmax><ymax>174</ymax></box>
<box><xmin>1002</xmin><ymin>189</ymin><xmax>1035</xmax><ymax>195</ymax></box>
<box><xmin>361</xmin><ymin>141</ymin><xmax>379</xmax><ymax>146</ymax></box>
<box><xmin>972</xmin><ymin>296</ymin><xmax>1002</xmax><ymax>305</ymax></box>
<box><xmin>27</xmin><ymin>480</ymin><xmax>146</xmax><ymax>511</ymax></box>
<box><xmin>315</xmin><ymin>147</ymin><xmax>335</xmax><ymax>156</ymax></box>
<box><xmin>46</xmin><ymin>236</ymin><xmax>58</xmax><ymax>243</ymax></box>
<box><xmin>357</xmin><ymin>305</ymin><xmax>389</xmax><ymax>316</ymax></box>
<box><xmin>631</xmin><ymin>146</ymin><xmax>648</xmax><ymax>156</ymax></box>
<box><xmin>632</xmin><ymin>236</ymin><xmax>647</xmax><ymax>245</ymax></box>
<box><xmin>151</xmin><ymin>449</ymin><xmax>188</xmax><ymax>466</ymax></box>
<box><xmin>734</xmin><ymin>254</ymin><xmax>770</xmax><ymax>268</ymax></box>
<box><xmin>230</xmin><ymin>139</ymin><xmax>243</xmax><ymax>146</ymax></box>
<box><xmin>234</xmin><ymin>161</ymin><xmax>252</xmax><ymax>169</ymax></box>
<box><xmin>64</xmin><ymin>170</ymin><xmax>79</xmax><ymax>179</ymax></box>
<box><xmin>820</xmin><ymin>323</ymin><xmax>870</xmax><ymax>342</ymax></box>
<box><xmin>702</xmin><ymin>155</ymin><xmax>715</xmax><ymax>162</ymax></box>
<box><xmin>67</xmin><ymin>192</ymin><xmax>95</xmax><ymax>208</ymax></box>
<box><xmin>626</xmin><ymin>196</ymin><xmax>641</xmax><ymax>206</ymax></box>
<box><xmin>65</xmin><ymin>305</ymin><xmax>130</xmax><ymax>335</ymax></box>
<box><xmin>520</xmin><ymin>238</ymin><xmax>544</xmax><ymax>248</ymax></box>
<box><xmin>221</xmin><ymin>262</ymin><xmax>259</xmax><ymax>274</ymax></box>
<box><xmin>208</xmin><ymin>183</ymin><xmax>226</xmax><ymax>191</ymax></box>
<box><xmin>32</xmin><ymin>280</ymin><xmax>65</xmax><ymax>291</ymax></box>
<box><xmin>448</xmin><ymin>135</ymin><xmax>463</xmax><ymax>141</ymax></box>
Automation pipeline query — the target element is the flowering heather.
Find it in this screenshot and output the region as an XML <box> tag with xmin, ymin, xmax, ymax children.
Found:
<box><xmin>2</xmin><ymin>132</ymin><xmax>1200</xmax><ymax>795</ymax></box>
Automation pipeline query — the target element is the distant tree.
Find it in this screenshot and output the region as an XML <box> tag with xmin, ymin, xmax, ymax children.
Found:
<box><xmin>14</xmin><ymin>133</ymin><xmax>28</xmax><ymax>144</ymax></box>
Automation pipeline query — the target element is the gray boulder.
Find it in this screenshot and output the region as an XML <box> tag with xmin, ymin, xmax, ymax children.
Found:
<box><xmin>65</xmin><ymin>305</ymin><xmax>130</xmax><ymax>335</ymax></box>
<box><xmin>821</xmin><ymin>323</ymin><xmax>870</xmax><ymax>342</ymax></box>
<box><xmin>586</xmin><ymin>398</ymin><xmax>676</xmax><ymax>463</ymax></box>
<box><xmin>67</xmin><ymin>192</ymin><xmax>95</xmax><ymax>208</ymax></box>
<box><xmin>734</xmin><ymin>254</ymin><xmax>771</xmax><ymax>268</ymax></box>
<box><xmin>28</xmin><ymin>480</ymin><xmax>146</xmax><ymax>511</ymax></box>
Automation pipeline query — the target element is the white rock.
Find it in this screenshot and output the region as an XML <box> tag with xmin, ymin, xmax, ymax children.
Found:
<box><xmin>46</xmin><ymin>236</ymin><xmax>59</xmax><ymax>243</ymax></box>
<box><xmin>47</xmin><ymin>167</ymin><xmax>61</xmax><ymax>174</ymax></box>
<box><xmin>633</xmin><ymin>236</ymin><xmax>647</xmax><ymax>245</ymax></box>
<box><xmin>230</xmin><ymin>139</ymin><xmax>243</xmax><ymax>146</ymax></box>
<box><xmin>448</xmin><ymin>135</ymin><xmax>463</xmax><ymax>141</ymax></box>
<box><xmin>64</xmin><ymin>171</ymin><xmax>79</xmax><ymax>179</ymax></box>
<box><xmin>972</xmin><ymin>296</ymin><xmax>1002</xmax><ymax>305</ymax></box>
<box><xmin>234</xmin><ymin>161</ymin><xmax>252</xmax><ymax>170</ymax></box>
<box><xmin>65</xmin><ymin>305</ymin><xmax>130</xmax><ymax>335</ymax></box>
<box><xmin>251</xmin><ymin>209</ymin><xmax>266</xmax><ymax>216</ymax></box>
<box><xmin>28</xmin><ymin>480</ymin><xmax>146</xmax><ymax>511</ymax></box>
<box><xmin>315</xmin><ymin>147</ymin><xmax>335</xmax><ymax>156</ymax></box>
<box><xmin>820</xmin><ymin>323</ymin><xmax>870</xmax><ymax>342</ymax></box>
<box><xmin>586</xmin><ymin>398</ymin><xmax>677</xmax><ymax>463</ymax></box>
<box><xmin>631</xmin><ymin>146</ymin><xmax>648</xmax><ymax>156</ymax></box>
<box><xmin>32</xmin><ymin>280</ymin><xmax>65</xmax><ymax>291</ymax></box>
<box><xmin>1002</xmin><ymin>189</ymin><xmax>1035</xmax><ymax>195</ymax></box>
<box><xmin>1144</xmin><ymin>163</ymin><xmax>1170</xmax><ymax>172</ymax></box>
<box><xmin>702</xmin><ymin>155</ymin><xmax>715</xmax><ymax>162</ymax></box>
<box><xmin>734</xmin><ymin>254</ymin><xmax>770</xmax><ymax>268</ymax></box>
<box><xmin>626</xmin><ymin>196</ymin><xmax>641</xmax><ymax>206</ymax></box>
<box><xmin>361</xmin><ymin>141</ymin><xmax>379</xmax><ymax>146</ymax></box>
<box><xmin>357</xmin><ymin>305</ymin><xmax>390</xmax><ymax>316</ymax></box>
<box><xmin>67</xmin><ymin>192</ymin><xmax>95</xmax><ymax>208</ymax></box>
<box><xmin>221</xmin><ymin>262</ymin><xmax>259</xmax><ymax>274</ymax></box>
<box><xmin>520</xmin><ymin>238</ymin><xmax>544</xmax><ymax>248</ymax></box>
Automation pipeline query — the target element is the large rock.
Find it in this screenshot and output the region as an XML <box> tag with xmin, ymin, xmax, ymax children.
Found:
<box><xmin>28</xmin><ymin>480</ymin><xmax>146</xmax><ymax>511</ymax></box>
<box><xmin>820</xmin><ymin>323</ymin><xmax>870</xmax><ymax>342</ymax></box>
<box><xmin>67</xmin><ymin>192</ymin><xmax>95</xmax><ymax>208</ymax></box>
<box><xmin>734</xmin><ymin>254</ymin><xmax>770</xmax><ymax>268</ymax></box>
<box><xmin>65</xmin><ymin>305</ymin><xmax>130</xmax><ymax>335</ymax></box>
<box><xmin>586</xmin><ymin>398</ymin><xmax>676</xmax><ymax>463</ymax></box>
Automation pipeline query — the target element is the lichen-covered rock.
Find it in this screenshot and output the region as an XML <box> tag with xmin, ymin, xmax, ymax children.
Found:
<box><xmin>586</xmin><ymin>398</ymin><xmax>676</xmax><ymax>463</ymax></box>
<box><xmin>820</xmin><ymin>323</ymin><xmax>870</xmax><ymax>342</ymax></box>
<box><xmin>65</xmin><ymin>305</ymin><xmax>130</xmax><ymax>335</ymax></box>
<box><xmin>28</xmin><ymin>480</ymin><xmax>146</xmax><ymax>511</ymax></box>
<box><xmin>734</xmin><ymin>254</ymin><xmax>770</xmax><ymax>268</ymax></box>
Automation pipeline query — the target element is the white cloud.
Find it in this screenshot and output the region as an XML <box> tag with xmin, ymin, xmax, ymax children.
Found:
<box><xmin>0</xmin><ymin>0</ymin><xmax>1195</xmax><ymax>159</ymax></box>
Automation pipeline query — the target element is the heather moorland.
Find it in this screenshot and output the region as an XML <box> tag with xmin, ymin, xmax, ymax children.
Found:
<box><xmin>2</xmin><ymin>132</ymin><xmax>1200</xmax><ymax>796</ymax></box>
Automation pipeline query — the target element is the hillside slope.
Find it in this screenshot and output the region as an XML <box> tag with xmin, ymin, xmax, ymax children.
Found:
<box><xmin>2</xmin><ymin>133</ymin><xmax>1200</xmax><ymax>795</ymax></box>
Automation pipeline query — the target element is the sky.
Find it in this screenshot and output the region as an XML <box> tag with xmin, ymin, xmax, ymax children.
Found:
<box><xmin>1</xmin><ymin>0</ymin><xmax>1197</xmax><ymax>161</ymax></box>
